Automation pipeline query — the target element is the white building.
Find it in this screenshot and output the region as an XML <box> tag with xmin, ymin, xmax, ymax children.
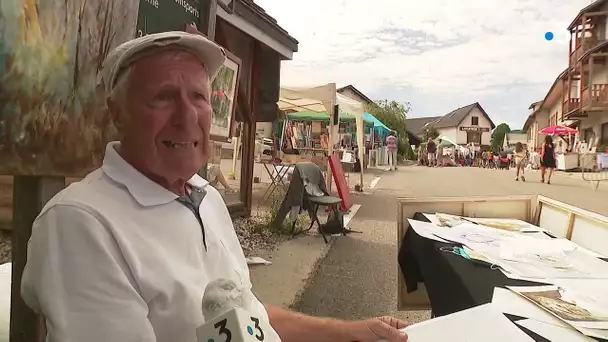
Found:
<box><xmin>416</xmin><ymin>102</ymin><xmax>496</xmax><ymax>147</ymax></box>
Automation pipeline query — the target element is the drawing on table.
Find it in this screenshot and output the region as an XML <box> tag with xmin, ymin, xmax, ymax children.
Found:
<box><xmin>435</xmin><ymin>213</ymin><xmax>466</xmax><ymax>227</ymax></box>
<box><xmin>466</xmin><ymin>218</ymin><xmax>533</xmax><ymax>232</ymax></box>
<box><xmin>523</xmin><ymin>288</ymin><xmax>608</xmax><ymax>322</ymax></box>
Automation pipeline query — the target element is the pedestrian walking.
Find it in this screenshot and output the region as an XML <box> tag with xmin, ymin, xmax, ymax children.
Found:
<box><xmin>436</xmin><ymin>139</ymin><xmax>444</xmax><ymax>167</ymax></box>
<box><xmin>541</xmin><ymin>135</ymin><xmax>557</xmax><ymax>184</ymax></box>
<box><xmin>513</xmin><ymin>142</ymin><xmax>529</xmax><ymax>181</ymax></box>
<box><xmin>426</xmin><ymin>138</ymin><xmax>436</xmax><ymax>167</ymax></box>
<box><xmin>386</xmin><ymin>131</ymin><xmax>398</xmax><ymax>171</ymax></box>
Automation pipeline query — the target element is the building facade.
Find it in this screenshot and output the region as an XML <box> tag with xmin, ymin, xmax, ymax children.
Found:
<box><xmin>412</xmin><ymin>102</ymin><xmax>495</xmax><ymax>147</ymax></box>
<box><xmin>562</xmin><ymin>0</ymin><xmax>608</xmax><ymax>151</ymax></box>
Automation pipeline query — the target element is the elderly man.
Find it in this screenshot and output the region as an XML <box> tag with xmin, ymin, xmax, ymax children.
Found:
<box><xmin>20</xmin><ymin>32</ymin><xmax>408</xmax><ymax>342</ymax></box>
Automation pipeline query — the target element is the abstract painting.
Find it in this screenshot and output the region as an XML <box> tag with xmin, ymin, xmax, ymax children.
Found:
<box><xmin>0</xmin><ymin>0</ymin><xmax>139</xmax><ymax>176</ymax></box>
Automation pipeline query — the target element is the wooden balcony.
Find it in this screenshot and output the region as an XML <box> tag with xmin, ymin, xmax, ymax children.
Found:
<box><xmin>563</xmin><ymin>97</ymin><xmax>580</xmax><ymax>113</ymax></box>
<box><xmin>581</xmin><ymin>84</ymin><xmax>608</xmax><ymax>109</ymax></box>
<box><xmin>569</xmin><ymin>37</ymin><xmax>600</xmax><ymax>67</ymax></box>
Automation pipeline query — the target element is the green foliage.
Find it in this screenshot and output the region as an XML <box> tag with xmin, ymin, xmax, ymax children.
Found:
<box><xmin>398</xmin><ymin>138</ymin><xmax>415</xmax><ymax>160</ymax></box>
<box><xmin>491</xmin><ymin>123</ymin><xmax>511</xmax><ymax>152</ymax></box>
<box><xmin>422</xmin><ymin>127</ymin><xmax>439</xmax><ymax>141</ymax></box>
<box><xmin>365</xmin><ymin>99</ymin><xmax>411</xmax><ymax>138</ymax></box>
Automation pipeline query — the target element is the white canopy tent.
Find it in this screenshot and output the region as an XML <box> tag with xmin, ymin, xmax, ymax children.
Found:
<box><xmin>278</xmin><ymin>84</ymin><xmax>366</xmax><ymax>191</ymax></box>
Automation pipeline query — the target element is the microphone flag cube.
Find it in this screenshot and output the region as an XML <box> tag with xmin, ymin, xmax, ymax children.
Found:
<box><xmin>196</xmin><ymin>307</ymin><xmax>274</xmax><ymax>342</ymax></box>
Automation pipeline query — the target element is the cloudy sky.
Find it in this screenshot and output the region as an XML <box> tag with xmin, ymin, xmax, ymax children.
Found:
<box><xmin>255</xmin><ymin>0</ymin><xmax>594</xmax><ymax>129</ymax></box>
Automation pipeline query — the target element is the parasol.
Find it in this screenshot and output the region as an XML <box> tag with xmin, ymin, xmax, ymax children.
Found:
<box><xmin>539</xmin><ymin>125</ymin><xmax>578</xmax><ymax>135</ymax></box>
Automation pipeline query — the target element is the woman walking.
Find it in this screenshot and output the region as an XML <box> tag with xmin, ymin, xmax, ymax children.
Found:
<box><xmin>513</xmin><ymin>142</ymin><xmax>528</xmax><ymax>181</ymax></box>
<box><xmin>541</xmin><ymin>135</ymin><xmax>557</xmax><ymax>184</ymax></box>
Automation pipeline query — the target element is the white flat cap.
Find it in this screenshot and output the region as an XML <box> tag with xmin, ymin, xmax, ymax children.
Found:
<box><xmin>101</xmin><ymin>31</ymin><xmax>226</xmax><ymax>93</ymax></box>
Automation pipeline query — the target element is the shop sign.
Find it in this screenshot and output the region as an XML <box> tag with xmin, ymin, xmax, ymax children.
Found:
<box><xmin>460</xmin><ymin>126</ymin><xmax>490</xmax><ymax>132</ymax></box>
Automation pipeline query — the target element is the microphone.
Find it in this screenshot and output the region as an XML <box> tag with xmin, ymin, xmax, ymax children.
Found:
<box><xmin>196</xmin><ymin>278</ymin><xmax>278</xmax><ymax>342</ymax></box>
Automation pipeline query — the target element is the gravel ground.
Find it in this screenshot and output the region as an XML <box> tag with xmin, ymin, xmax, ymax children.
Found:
<box><xmin>233</xmin><ymin>215</ymin><xmax>290</xmax><ymax>257</ymax></box>
<box><xmin>0</xmin><ymin>215</ymin><xmax>287</xmax><ymax>265</ymax></box>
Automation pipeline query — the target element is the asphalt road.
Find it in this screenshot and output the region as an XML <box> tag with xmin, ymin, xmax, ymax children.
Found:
<box><xmin>293</xmin><ymin>165</ymin><xmax>608</xmax><ymax>323</ymax></box>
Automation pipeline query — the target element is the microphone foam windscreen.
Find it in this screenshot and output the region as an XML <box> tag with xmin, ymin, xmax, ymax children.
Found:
<box><xmin>201</xmin><ymin>278</ymin><xmax>245</xmax><ymax>321</ymax></box>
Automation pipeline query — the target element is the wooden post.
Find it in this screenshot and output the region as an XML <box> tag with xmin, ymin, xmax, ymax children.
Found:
<box><xmin>10</xmin><ymin>176</ymin><xmax>65</xmax><ymax>342</ymax></box>
<box><xmin>197</xmin><ymin>0</ymin><xmax>218</xmax><ymax>180</ymax></box>
<box><xmin>589</xmin><ymin>55</ymin><xmax>595</xmax><ymax>107</ymax></box>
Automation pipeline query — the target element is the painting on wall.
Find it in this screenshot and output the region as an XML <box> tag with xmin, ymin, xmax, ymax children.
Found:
<box><xmin>185</xmin><ymin>24</ymin><xmax>241</xmax><ymax>142</ymax></box>
<box><xmin>210</xmin><ymin>50</ymin><xmax>241</xmax><ymax>141</ymax></box>
<box><xmin>0</xmin><ymin>0</ymin><xmax>140</xmax><ymax>176</ymax></box>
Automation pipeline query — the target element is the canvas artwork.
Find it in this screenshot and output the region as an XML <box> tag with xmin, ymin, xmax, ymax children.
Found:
<box><xmin>0</xmin><ymin>0</ymin><xmax>140</xmax><ymax>176</ymax></box>
<box><xmin>210</xmin><ymin>51</ymin><xmax>241</xmax><ymax>141</ymax></box>
<box><xmin>514</xmin><ymin>286</ymin><xmax>608</xmax><ymax>328</ymax></box>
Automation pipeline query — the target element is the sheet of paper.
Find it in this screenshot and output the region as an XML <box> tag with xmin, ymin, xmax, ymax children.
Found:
<box><xmin>515</xmin><ymin>319</ymin><xmax>595</xmax><ymax>342</ymax></box>
<box><xmin>508</xmin><ymin>285</ymin><xmax>608</xmax><ymax>331</ymax></box>
<box><xmin>0</xmin><ymin>263</ymin><xmax>11</xmax><ymax>342</ymax></box>
<box><xmin>491</xmin><ymin>287</ymin><xmax>567</xmax><ymax>327</ymax></box>
<box><xmin>384</xmin><ymin>303</ymin><xmax>534</xmax><ymax>342</ymax></box>
<box><xmin>498</xmin><ymin>248</ymin><xmax>608</xmax><ymax>280</ymax></box>
<box><xmin>407</xmin><ymin>219</ymin><xmax>449</xmax><ymax>243</ymax></box>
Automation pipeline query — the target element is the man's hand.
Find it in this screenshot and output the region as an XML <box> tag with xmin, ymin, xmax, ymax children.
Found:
<box><xmin>346</xmin><ymin>316</ymin><xmax>408</xmax><ymax>342</ymax></box>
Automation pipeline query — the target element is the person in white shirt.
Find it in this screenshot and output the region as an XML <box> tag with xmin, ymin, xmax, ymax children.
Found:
<box><xmin>20</xmin><ymin>32</ymin><xmax>408</xmax><ymax>342</ymax></box>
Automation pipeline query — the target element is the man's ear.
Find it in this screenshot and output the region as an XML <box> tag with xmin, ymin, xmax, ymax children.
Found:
<box><xmin>107</xmin><ymin>97</ymin><xmax>125</xmax><ymax>130</ymax></box>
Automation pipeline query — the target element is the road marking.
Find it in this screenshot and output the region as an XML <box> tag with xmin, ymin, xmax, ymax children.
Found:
<box><xmin>344</xmin><ymin>204</ymin><xmax>361</xmax><ymax>228</ymax></box>
<box><xmin>370</xmin><ymin>177</ymin><xmax>381</xmax><ymax>189</ymax></box>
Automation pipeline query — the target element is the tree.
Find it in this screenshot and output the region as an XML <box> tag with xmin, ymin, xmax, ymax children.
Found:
<box><xmin>491</xmin><ymin>123</ymin><xmax>511</xmax><ymax>152</ymax></box>
<box><xmin>365</xmin><ymin>100</ymin><xmax>411</xmax><ymax>137</ymax></box>
<box><xmin>422</xmin><ymin>127</ymin><xmax>439</xmax><ymax>141</ymax></box>
<box><xmin>365</xmin><ymin>100</ymin><xmax>412</xmax><ymax>158</ymax></box>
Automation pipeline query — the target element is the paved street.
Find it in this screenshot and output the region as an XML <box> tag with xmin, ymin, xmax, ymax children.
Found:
<box><xmin>293</xmin><ymin>166</ymin><xmax>608</xmax><ymax>323</ymax></box>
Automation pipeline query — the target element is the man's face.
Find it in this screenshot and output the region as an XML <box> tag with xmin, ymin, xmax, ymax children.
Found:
<box><xmin>111</xmin><ymin>49</ymin><xmax>212</xmax><ymax>183</ymax></box>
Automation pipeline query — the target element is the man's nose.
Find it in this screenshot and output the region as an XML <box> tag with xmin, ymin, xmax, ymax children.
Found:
<box><xmin>171</xmin><ymin>92</ymin><xmax>199</xmax><ymax>127</ymax></box>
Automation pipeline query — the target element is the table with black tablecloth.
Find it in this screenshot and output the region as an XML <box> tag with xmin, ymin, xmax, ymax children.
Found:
<box><xmin>397</xmin><ymin>212</ymin><xmax>606</xmax><ymax>342</ymax></box>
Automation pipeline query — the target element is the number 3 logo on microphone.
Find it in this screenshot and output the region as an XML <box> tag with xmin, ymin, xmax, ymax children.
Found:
<box><xmin>211</xmin><ymin>317</ymin><xmax>265</xmax><ymax>342</ymax></box>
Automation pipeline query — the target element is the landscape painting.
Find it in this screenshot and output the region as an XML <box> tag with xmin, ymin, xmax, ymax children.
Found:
<box><xmin>0</xmin><ymin>0</ymin><xmax>139</xmax><ymax>176</ymax></box>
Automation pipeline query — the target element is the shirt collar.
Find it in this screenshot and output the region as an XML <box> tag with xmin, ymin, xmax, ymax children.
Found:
<box><xmin>101</xmin><ymin>141</ymin><xmax>209</xmax><ymax>206</ymax></box>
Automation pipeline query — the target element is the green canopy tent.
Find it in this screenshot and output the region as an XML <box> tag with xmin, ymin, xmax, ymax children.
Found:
<box><xmin>420</xmin><ymin>137</ymin><xmax>454</xmax><ymax>148</ymax></box>
<box><xmin>287</xmin><ymin>110</ymin><xmax>374</xmax><ymax>128</ymax></box>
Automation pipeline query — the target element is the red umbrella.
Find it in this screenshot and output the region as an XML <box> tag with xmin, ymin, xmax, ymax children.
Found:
<box><xmin>538</xmin><ymin>125</ymin><xmax>578</xmax><ymax>135</ymax></box>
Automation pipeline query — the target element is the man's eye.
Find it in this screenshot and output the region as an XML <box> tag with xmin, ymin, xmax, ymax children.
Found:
<box><xmin>194</xmin><ymin>93</ymin><xmax>207</xmax><ymax>100</ymax></box>
<box><xmin>154</xmin><ymin>93</ymin><xmax>172</xmax><ymax>101</ymax></box>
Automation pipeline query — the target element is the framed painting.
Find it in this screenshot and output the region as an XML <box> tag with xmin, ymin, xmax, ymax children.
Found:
<box><xmin>185</xmin><ymin>24</ymin><xmax>241</xmax><ymax>142</ymax></box>
<box><xmin>210</xmin><ymin>49</ymin><xmax>241</xmax><ymax>142</ymax></box>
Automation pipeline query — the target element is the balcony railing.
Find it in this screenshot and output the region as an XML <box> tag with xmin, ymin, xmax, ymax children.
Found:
<box><xmin>581</xmin><ymin>84</ymin><xmax>608</xmax><ymax>108</ymax></box>
<box><xmin>563</xmin><ymin>97</ymin><xmax>580</xmax><ymax>113</ymax></box>
<box><xmin>569</xmin><ymin>37</ymin><xmax>601</xmax><ymax>67</ymax></box>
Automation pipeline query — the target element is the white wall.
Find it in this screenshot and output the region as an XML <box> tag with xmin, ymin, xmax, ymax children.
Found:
<box><xmin>454</xmin><ymin>107</ymin><xmax>493</xmax><ymax>145</ymax></box>
<box><xmin>527</xmin><ymin>109</ymin><xmax>550</xmax><ymax>150</ymax></box>
<box><xmin>436</xmin><ymin>127</ymin><xmax>458</xmax><ymax>144</ymax></box>
<box><xmin>579</xmin><ymin>112</ymin><xmax>608</xmax><ymax>141</ymax></box>
<box><xmin>549</xmin><ymin>96</ymin><xmax>562</xmax><ymax>126</ymax></box>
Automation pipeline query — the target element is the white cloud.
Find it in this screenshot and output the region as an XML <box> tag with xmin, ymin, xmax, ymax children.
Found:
<box><xmin>255</xmin><ymin>0</ymin><xmax>592</xmax><ymax>128</ymax></box>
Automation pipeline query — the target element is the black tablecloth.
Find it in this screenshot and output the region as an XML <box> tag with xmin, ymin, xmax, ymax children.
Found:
<box><xmin>398</xmin><ymin>212</ymin><xmax>604</xmax><ymax>342</ymax></box>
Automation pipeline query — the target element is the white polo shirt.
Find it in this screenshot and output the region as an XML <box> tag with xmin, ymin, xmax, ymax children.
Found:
<box><xmin>21</xmin><ymin>142</ymin><xmax>279</xmax><ymax>342</ymax></box>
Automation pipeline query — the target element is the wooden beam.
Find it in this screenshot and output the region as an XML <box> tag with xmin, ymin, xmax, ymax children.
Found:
<box><xmin>215</xmin><ymin>21</ymin><xmax>256</xmax><ymax>215</ymax></box>
<box><xmin>591</xmin><ymin>52</ymin><xmax>608</xmax><ymax>57</ymax></box>
<box><xmin>585</xmin><ymin>11</ymin><xmax>608</xmax><ymax>17</ymax></box>
<box><xmin>10</xmin><ymin>176</ymin><xmax>65</xmax><ymax>342</ymax></box>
